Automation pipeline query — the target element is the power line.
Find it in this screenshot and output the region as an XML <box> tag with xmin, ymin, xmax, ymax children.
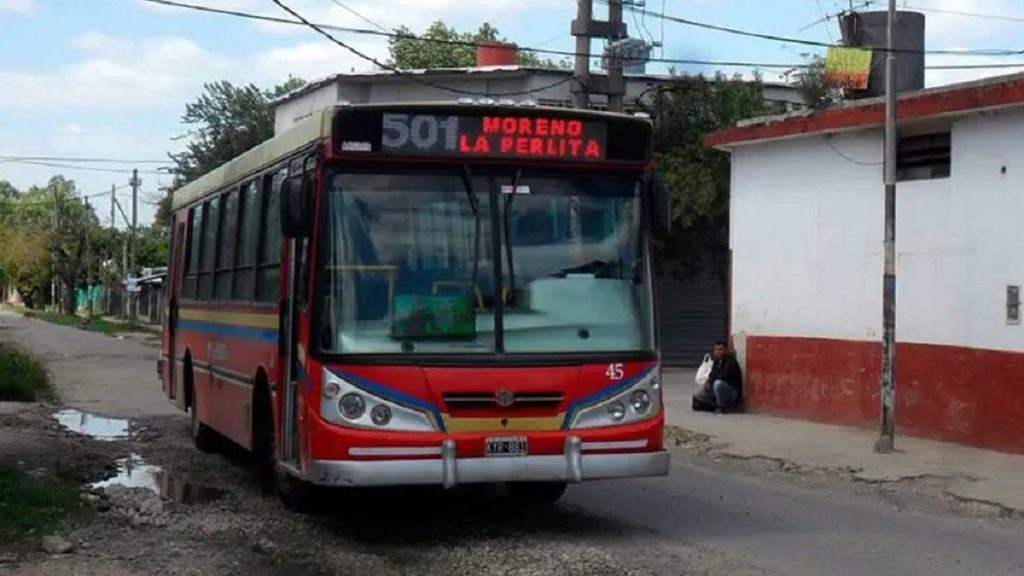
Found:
<box><xmin>598</xmin><ymin>0</ymin><xmax>1024</xmax><ymax>56</ymax></box>
<box><xmin>0</xmin><ymin>155</ymin><xmax>170</xmax><ymax>164</ymax></box>
<box><xmin>324</xmin><ymin>0</ymin><xmax>389</xmax><ymax>33</ymax></box>
<box><xmin>127</xmin><ymin>0</ymin><xmax>1024</xmax><ymax>74</ymax></box>
<box><xmin>270</xmin><ymin>0</ymin><xmax>577</xmax><ymax>97</ymax></box>
<box><xmin>0</xmin><ymin>159</ymin><xmax>170</xmax><ymax>175</ymax></box>
<box><xmin>869</xmin><ymin>2</ymin><xmax>1024</xmax><ymax>24</ymax></box>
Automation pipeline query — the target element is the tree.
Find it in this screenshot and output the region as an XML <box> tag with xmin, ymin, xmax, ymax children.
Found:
<box><xmin>159</xmin><ymin>77</ymin><xmax>307</xmax><ymax>228</ymax></box>
<box><xmin>644</xmin><ymin>73</ymin><xmax>778</xmax><ymax>282</ymax></box>
<box><xmin>388</xmin><ymin>21</ymin><xmax>570</xmax><ymax>70</ymax></box>
<box><xmin>796</xmin><ymin>55</ymin><xmax>843</xmax><ymax>110</ymax></box>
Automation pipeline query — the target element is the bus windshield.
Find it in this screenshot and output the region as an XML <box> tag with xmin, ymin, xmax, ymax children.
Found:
<box><xmin>316</xmin><ymin>169</ymin><xmax>653</xmax><ymax>356</ymax></box>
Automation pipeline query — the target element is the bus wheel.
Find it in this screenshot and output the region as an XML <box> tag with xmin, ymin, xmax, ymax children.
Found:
<box><xmin>507</xmin><ymin>482</ymin><xmax>567</xmax><ymax>506</ymax></box>
<box><xmin>188</xmin><ymin>372</ymin><xmax>218</xmax><ymax>453</ymax></box>
<box><xmin>276</xmin><ymin>470</ymin><xmax>319</xmax><ymax>514</ymax></box>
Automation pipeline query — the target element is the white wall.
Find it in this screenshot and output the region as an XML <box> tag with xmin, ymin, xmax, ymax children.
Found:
<box><xmin>730</xmin><ymin>109</ymin><xmax>1024</xmax><ymax>354</ymax></box>
<box><xmin>731</xmin><ymin>130</ymin><xmax>884</xmax><ymax>343</ymax></box>
<box><xmin>897</xmin><ymin>108</ymin><xmax>1024</xmax><ymax>353</ymax></box>
<box><xmin>274</xmin><ymin>83</ymin><xmax>340</xmax><ymax>135</ymax></box>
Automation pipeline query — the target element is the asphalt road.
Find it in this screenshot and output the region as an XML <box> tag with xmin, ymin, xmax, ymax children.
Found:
<box><xmin>4</xmin><ymin>310</ymin><xmax>1023</xmax><ymax>576</ymax></box>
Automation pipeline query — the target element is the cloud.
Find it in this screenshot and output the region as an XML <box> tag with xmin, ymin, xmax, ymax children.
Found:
<box><xmin>0</xmin><ymin>33</ymin><xmax>237</xmax><ymax>110</ymax></box>
<box><xmin>253</xmin><ymin>39</ymin><xmax>388</xmax><ymax>81</ymax></box>
<box><xmin>0</xmin><ymin>0</ymin><xmax>34</xmax><ymax>15</ymax></box>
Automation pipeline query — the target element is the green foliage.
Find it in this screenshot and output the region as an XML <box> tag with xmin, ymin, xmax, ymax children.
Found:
<box><xmin>0</xmin><ymin>342</ymin><xmax>49</xmax><ymax>402</ymax></box>
<box><xmin>0</xmin><ymin>466</ymin><xmax>88</xmax><ymax>541</ymax></box>
<box><xmin>797</xmin><ymin>55</ymin><xmax>843</xmax><ymax>110</ymax></box>
<box><xmin>644</xmin><ymin>73</ymin><xmax>777</xmax><ymax>280</ymax></box>
<box><xmin>168</xmin><ymin>78</ymin><xmax>308</xmax><ymax>190</ymax></box>
<box><xmin>388</xmin><ymin>21</ymin><xmax>570</xmax><ymax>70</ymax></box>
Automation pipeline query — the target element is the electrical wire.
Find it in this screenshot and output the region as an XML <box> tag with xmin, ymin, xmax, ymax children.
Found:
<box><xmin>325</xmin><ymin>0</ymin><xmax>389</xmax><ymax>33</ymax></box>
<box><xmin>126</xmin><ymin>0</ymin><xmax>1024</xmax><ymax>73</ymax></box>
<box><xmin>597</xmin><ymin>0</ymin><xmax>1024</xmax><ymax>56</ymax></box>
<box><xmin>0</xmin><ymin>159</ymin><xmax>170</xmax><ymax>175</ymax></box>
<box><xmin>270</xmin><ymin>0</ymin><xmax>579</xmax><ymax>97</ymax></box>
<box><xmin>0</xmin><ymin>155</ymin><xmax>170</xmax><ymax>164</ymax></box>
<box><xmin>823</xmin><ymin>135</ymin><xmax>882</xmax><ymax>166</ymax></box>
<box><xmin>869</xmin><ymin>1</ymin><xmax>1024</xmax><ymax>24</ymax></box>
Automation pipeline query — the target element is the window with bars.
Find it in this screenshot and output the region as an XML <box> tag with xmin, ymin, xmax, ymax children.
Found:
<box><xmin>897</xmin><ymin>132</ymin><xmax>951</xmax><ymax>182</ymax></box>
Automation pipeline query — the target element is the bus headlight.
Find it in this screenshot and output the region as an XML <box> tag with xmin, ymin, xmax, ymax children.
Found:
<box><xmin>320</xmin><ymin>368</ymin><xmax>439</xmax><ymax>432</ymax></box>
<box><xmin>568</xmin><ymin>368</ymin><xmax>661</xmax><ymax>429</ymax></box>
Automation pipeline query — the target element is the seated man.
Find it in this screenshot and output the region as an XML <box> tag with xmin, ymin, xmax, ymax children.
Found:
<box><xmin>693</xmin><ymin>341</ymin><xmax>743</xmax><ymax>414</ymax></box>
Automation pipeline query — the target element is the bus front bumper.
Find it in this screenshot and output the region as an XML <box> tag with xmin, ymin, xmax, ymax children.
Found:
<box><xmin>306</xmin><ymin>437</ymin><xmax>669</xmax><ymax>488</ymax></box>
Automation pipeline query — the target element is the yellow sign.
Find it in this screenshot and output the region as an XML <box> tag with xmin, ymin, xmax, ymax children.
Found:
<box><xmin>824</xmin><ymin>47</ymin><xmax>873</xmax><ymax>90</ymax></box>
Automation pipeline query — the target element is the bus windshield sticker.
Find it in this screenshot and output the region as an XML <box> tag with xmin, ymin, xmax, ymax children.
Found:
<box><xmin>340</xmin><ymin>141</ymin><xmax>372</xmax><ymax>152</ymax></box>
<box><xmin>500</xmin><ymin>185</ymin><xmax>530</xmax><ymax>195</ymax></box>
<box><xmin>392</xmin><ymin>294</ymin><xmax>476</xmax><ymax>340</ymax></box>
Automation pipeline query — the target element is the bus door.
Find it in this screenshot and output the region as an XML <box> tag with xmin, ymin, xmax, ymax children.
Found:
<box><xmin>166</xmin><ymin>219</ymin><xmax>187</xmax><ymax>402</ymax></box>
<box><xmin>279</xmin><ymin>157</ymin><xmax>313</xmax><ymax>466</ymax></box>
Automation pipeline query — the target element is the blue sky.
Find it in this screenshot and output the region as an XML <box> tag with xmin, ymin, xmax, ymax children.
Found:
<box><xmin>2</xmin><ymin>0</ymin><xmax>1023</xmax><ymax>225</ymax></box>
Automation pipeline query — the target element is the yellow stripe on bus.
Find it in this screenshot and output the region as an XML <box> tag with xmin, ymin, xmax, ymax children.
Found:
<box><xmin>442</xmin><ymin>414</ymin><xmax>565</xmax><ymax>433</ymax></box>
<box><xmin>178</xmin><ymin>308</ymin><xmax>278</xmax><ymax>329</ymax></box>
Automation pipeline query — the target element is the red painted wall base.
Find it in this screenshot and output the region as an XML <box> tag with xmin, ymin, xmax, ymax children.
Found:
<box><xmin>744</xmin><ymin>336</ymin><xmax>1024</xmax><ymax>454</ymax></box>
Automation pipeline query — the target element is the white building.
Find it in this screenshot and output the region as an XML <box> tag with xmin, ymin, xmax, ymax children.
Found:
<box><xmin>708</xmin><ymin>72</ymin><xmax>1024</xmax><ymax>453</ymax></box>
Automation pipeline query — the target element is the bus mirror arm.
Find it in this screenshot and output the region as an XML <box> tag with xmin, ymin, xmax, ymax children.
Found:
<box><xmin>651</xmin><ymin>177</ymin><xmax>672</xmax><ymax>239</ymax></box>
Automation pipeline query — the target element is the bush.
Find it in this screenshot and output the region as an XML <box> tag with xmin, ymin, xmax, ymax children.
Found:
<box><xmin>0</xmin><ymin>342</ymin><xmax>49</xmax><ymax>401</ymax></box>
<box><xmin>0</xmin><ymin>466</ymin><xmax>89</xmax><ymax>541</ymax></box>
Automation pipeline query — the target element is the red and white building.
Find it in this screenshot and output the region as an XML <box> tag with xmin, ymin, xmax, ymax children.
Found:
<box><xmin>707</xmin><ymin>73</ymin><xmax>1024</xmax><ymax>454</ymax></box>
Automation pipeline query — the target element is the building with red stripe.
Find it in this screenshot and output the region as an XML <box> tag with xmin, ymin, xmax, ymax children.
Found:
<box><xmin>707</xmin><ymin>72</ymin><xmax>1024</xmax><ymax>453</ymax></box>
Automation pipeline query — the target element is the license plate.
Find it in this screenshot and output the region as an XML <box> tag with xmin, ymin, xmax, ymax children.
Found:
<box><xmin>485</xmin><ymin>436</ymin><xmax>528</xmax><ymax>457</ymax></box>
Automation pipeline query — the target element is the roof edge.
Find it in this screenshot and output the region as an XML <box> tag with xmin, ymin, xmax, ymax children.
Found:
<box><xmin>706</xmin><ymin>70</ymin><xmax>1024</xmax><ymax>149</ymax></box>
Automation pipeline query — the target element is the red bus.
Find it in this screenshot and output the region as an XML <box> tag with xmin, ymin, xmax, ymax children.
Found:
<box><xmin>160</xmin><ymin>102</ymin><xmax>672</xmax><ymax>509</ymax></box>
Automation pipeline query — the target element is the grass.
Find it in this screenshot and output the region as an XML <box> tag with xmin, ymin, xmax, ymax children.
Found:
<box><xmin>2</xmin><ymin>304</ymin><xmax>158</xmax><ymax>336</ymax></box>
<box><xmin>0</xmin><ymin>342</ymin><xmax>50</xmax><ymax>402</ymax></box>
<box><xmin>0</xmin><ymin>466</ymin><xmax>89</xmax><ymax>541</ymax></box>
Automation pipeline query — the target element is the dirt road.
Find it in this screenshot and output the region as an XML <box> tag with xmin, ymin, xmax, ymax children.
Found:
<box><xmin>2</xmin><ymin>311</ymin><xmax>1023</xmax><ymax>576</ymax></box>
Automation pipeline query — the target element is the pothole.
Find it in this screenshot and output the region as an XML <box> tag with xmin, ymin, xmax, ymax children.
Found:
<box><xmin>90</xmin><ymin>453</ymin><xmax>226</xmax><ymax>504</ymax></box>
<box><xmin>53</xmin><ymin>408</ymin><xmax>129</xmax><ymax>441</ymax></box>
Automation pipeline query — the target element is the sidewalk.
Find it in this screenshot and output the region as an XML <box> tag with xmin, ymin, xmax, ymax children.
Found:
<box><xmin>662</xmin><ymin>368</ymin><xmax>1024</xmax><ymax>512</ymax></box>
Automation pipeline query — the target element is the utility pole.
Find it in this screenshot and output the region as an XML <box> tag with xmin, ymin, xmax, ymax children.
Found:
<box><xmin>50</xmin><ymin>186</ymin><xmax>57</xmax><ymax>312</ymax></box>
<box><xmin>85</xmin><ymin>196</ymin><xmax>94</xmax><ymax>318</ymax></box>
<box><xmin>571</xmin><ymin>0</ymin><xmax>626</xmax><ymax>111</ymax></box>
<box><xmin>110</xmin><ymin>183</ymin><xmax>116</xmax><ymax>229</ymax></box>
<box><xmin>128</xmin><ymin>169</ymin><xmax>140</xmax><ymax>326</ymax></box>
<box><xmin>875</xmin><ymin>0</ymin><xmax>898</xmax><ymax>453</ymax></box>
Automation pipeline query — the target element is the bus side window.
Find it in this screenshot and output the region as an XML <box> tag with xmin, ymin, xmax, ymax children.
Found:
<box><xmin>198</xmin><ymin>199</ymin><xmax>218</xmax><ymax>301</ymax></box>
<box><xmin>183</xmin><ymin>206</ymin><xmax>201</xmax><ymax>299</ymax></box>
<box><xmin>214</xmin><ymin>189</ymin><xmax>239</xmax><ymax>301</ymax></box>
<box><xmin>256</xmin><ymin>169</ymin><xmax>285</xmax><ymax>303</ymax></box>
<box><xmin>234</xmin><ymin>181</ymin><xmax>258</xmax><ymax>301</ymax></box>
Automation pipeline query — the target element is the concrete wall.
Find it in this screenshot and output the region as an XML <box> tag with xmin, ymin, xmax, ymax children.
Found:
<box><xmin>728</xmin><ymin>109</ymin><xmax>1024</xmax><ymax>453</ymax></box>
<box><xmin>730</xmin><ymin>129</ymin><xmax>884</xmax><ymax>345</ymax></box>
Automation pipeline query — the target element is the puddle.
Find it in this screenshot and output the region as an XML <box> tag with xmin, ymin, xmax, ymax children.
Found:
<box><xmin>90</xmin><ymin>454</ymin><xmax>226</xmax><ymax>504</ymax></box>
<box><xmin>53</xmin><ymin>408</ymin><xmax>130</xmax><ymax>440</ymax></box>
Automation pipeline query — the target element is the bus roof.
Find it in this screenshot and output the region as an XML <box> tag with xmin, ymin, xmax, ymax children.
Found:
<box><xmin>171</xmin><ymin>106</ymin><xmax>334</xmax><ymax>211</ymax></box>
<box><xmin>171</xmin><ymin>103</ymin><xmax>650</xmax><ymax>211</ymax></box>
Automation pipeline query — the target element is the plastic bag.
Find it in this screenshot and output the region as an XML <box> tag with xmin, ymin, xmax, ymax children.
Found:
<box><xmin>694</xmin><ymin>354</ymin><xmax>713</xmax><ymax>389</ymax></box>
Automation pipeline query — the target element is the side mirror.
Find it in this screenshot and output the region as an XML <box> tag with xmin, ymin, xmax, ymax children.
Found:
<box><xmin>651</xmin><ymin>177</ymin><xmax>672</xmax><ymax>239</ymax></box>
<box><xmin>280</xmin><ymin>176</ymin><xmax>311</xmax><ymax>238</ymax></box>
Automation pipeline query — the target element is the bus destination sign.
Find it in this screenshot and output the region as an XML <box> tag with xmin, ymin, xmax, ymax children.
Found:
<box><xmin>377</xmin><ymin>113</ymin><xmax>608</xmax><ymax>161</ymax></box>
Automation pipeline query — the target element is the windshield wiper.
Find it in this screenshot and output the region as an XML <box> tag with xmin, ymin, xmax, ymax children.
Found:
<box><xmin>502</xmin><ymin>168</ymin><xmax>522</xmax><ymax>306</ymax></box>
<box><xmin>461</xmin><ymin>164</ymin><xmax>481</xmax><ymax>290</ymax></box>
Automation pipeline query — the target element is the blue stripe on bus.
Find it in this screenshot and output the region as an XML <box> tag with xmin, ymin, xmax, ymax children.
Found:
<box><xmin>177</xmin><ymin>319</ymin><xmax>279</xmax><ymax>343</ymax></box>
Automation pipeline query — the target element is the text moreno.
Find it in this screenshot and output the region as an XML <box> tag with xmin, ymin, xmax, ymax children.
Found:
<box><xmin>458</xmin><ymin>116</ymin><xmax>603</xmax><ymax>159</ymax></box>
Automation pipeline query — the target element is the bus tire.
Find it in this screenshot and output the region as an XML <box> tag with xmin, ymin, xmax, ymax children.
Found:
<box><xmin>186</xmin><ymin>361</ymin><xmax>218</xmax><ymax>453</ymax></box>
<box><xmin>507</xmin><ymin>481</ymin><xmax>567</xmax><ymax>506</ymax></box>
<box><xmin>252</xmin><ymin>375</ymin><xmax>275</xmax><ymax>493</ymax></box>
<box><xmin>276</xmin><ymin>470</ymin><xmax>319</xmax><ymax>514</ymax></box>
